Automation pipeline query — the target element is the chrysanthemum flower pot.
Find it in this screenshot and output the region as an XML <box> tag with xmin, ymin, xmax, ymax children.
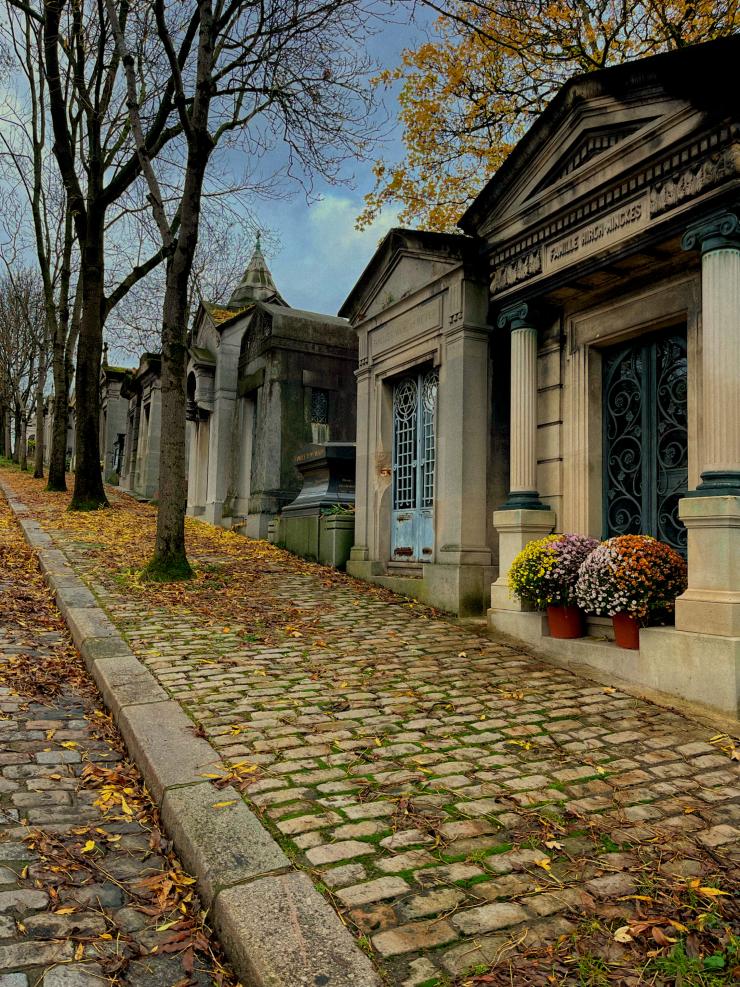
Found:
<box><xmin>612</xmin><ymin>612</ymin><xmax>640</xmax><ymax>650</ymax></box>
<box><xmin>546</xmin><ymin>605</ymin><xmax>585</xmax><ymax>639</ymax></box>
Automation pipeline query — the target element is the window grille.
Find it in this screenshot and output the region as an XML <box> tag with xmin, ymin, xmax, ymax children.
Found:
<box><xmin>310</xmin><ymin>388</ymin><xmax>329</xmax><ymax>425</ymax></box>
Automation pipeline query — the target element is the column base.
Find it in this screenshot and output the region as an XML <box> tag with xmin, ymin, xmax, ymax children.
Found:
<box><xmin>489</xmin><ymin>508</ymin><xmax>556</xmax><ymax>612</ymax></box>
<box><xmin>347</xmin><ymin>560</ymin><xmax>494</xmax><ymax>616</ymax></box>
<box><xmin>499</xmin><ymin>490</ymin><xmax>551</xmax><ymax>511</ymax></box>
<box><xmin>676</xmin><ymin>494</ymin><xmax>740</xmax><ymax>637</ymax></box>
<box><xmin>685</xmin><ymin>470</ymin><xmax>740</xmax><ymax>498</ymax></box>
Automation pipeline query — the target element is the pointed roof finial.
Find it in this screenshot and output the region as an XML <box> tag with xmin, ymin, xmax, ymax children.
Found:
<box><xmin>102</xmin><ymin>341</ymin><xmax>109</xmax><ymax>367</ymax></box>
<box><xmin>227</xmin><ymin>233</ymin><xmax>288</xmax><ymax>307</ymax></box>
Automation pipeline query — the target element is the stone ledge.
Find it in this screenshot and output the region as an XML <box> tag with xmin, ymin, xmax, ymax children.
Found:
<box><xmin>0</xmin><ymin>477</ymin><xmax>381</xmax><ymax>987</ymax></box>
<box><xmin>90</xmin><ymin>654</ymin><xmax>170</xmax><ymax>720</ymax></box>
<box><xmin>117</xmin><ymin>700</ymin><xmax>222</xmax><ymax>804</ymax></box>
<box><xmin>213</xmin><ymin>872</ymin><xmax>382</xmax><ymax>987</ymax></box>
<box><xmin>161</xmin><ymin>782</ymin><xmax>291</xmax><ymax>907</ymax></box>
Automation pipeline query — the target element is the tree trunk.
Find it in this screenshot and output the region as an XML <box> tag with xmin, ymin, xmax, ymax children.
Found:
<box><xmin>19</xmin><ymin>410</ymin><xmax>27</xmax><ymax>471</ymax></box>
<box><xmin>33</xmin><ymin>344</ymin><xmax>48</xmax><ymax>479</ymax></box>
<box><xmin>70</xmin><ymin>227</ymin><xmax>107</xmax><ymax>511</ymax></box>
<box><xmin>13</xmin><ymin>403</ymin><xmax>21</xmax><ymax>463</ymax></box>
<box><xmin>48</xmin><ymin>326</ymin><xmax>69</xmax><ymax>490</ymax></box>
<box><xmin>0</xmin><ymin>406</ymin><xmax>6</xmax><ymax>458</ymax></box>
<box><xmin>146</xmin><ymin>250</ymin><xmax>193</xmax><ymax>579</ymax></box>
<box><xmin>145</xmin><ymin>145</ymin><xmax>212</xmax><ymax>580</ymax></box>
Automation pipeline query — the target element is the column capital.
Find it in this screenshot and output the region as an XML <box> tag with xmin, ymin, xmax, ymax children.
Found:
<box><xmin>497</xmin><ymin>300</ymin><xmax>535</xmax><ymax>332</ymax></box>
<box><xmin>681</xmin><ymin>208</ymin><xmax>740</xmax><ymax>254</ymax></box>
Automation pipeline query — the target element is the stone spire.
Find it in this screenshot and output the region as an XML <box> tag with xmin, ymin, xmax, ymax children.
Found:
<box><xmin>227</xmin><ymin>233</ymin><xmax>288</xmax><ymax>307</ymax></box>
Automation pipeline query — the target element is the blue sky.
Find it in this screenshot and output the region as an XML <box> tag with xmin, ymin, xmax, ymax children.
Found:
<box><xmin>242</xmin><ymin>10</ymin><xmax>433</xmax><ymax>317</ymax></box>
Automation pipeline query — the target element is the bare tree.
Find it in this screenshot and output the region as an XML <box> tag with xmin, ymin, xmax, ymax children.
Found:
<box><xmin>5</xmin><ymin>0</ymin><xmax>182</xmax><ymax>510</ymax></box>
<box><xmin>107</xmin><ymin>0</ymin><xmax>383</xmax><ymax>578</ymax></box>
<box><xmin>0</xmin><ymin>267</ymin><xmax>46</xmax><ymax>468</ymax></box>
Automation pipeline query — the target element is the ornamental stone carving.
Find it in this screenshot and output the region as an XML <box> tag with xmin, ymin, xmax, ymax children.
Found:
<box><xmin>492</xmin><ymin>247</ymin><xmax>542</xmax><ymax>293</ymax></box>
<box><xmin>649</xmin><ymin>149</ymin><xmax>737</xmax><ymax>218</ymax></box>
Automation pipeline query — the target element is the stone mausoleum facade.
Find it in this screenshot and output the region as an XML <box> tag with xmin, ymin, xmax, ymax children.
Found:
<box><xmin>186</xmin><ymin>239</ymin><xmax>357</xmax><ymax>537</ymax></box>
<box><xmin>118</xmin><ymin>353</ymin><xmax>162</xmax><ymax>500</ymax></box>
<box><xmin>99</xmin><ymin>356</ymin><xmax>131</xmax><ymax>484</ymax></box>
<box><xmin>343</xmin><ymin>37</ymin><xmax>740</xmax><ymax>716</ymax></box>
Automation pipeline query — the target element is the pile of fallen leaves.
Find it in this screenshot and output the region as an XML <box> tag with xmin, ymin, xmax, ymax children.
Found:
<box><xmin>1</xmin><ymin>467</ymin><xmax>433</xmax><ymax>647</ymax></box>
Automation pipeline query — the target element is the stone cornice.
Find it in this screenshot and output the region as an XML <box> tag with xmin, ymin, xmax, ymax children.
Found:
<box><xmin>682</xmin><ymin>208</ymin><xmax>740</xmax><ymax>253</ymax></box>
<box><xmin>486</xmin><ymin>125</ymin><xmax>738</xmax><ymax>290</ymax></box>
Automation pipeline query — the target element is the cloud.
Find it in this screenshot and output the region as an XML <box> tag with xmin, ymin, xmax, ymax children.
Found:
<box><xmin>267</xmin><ymin>193</ymin><xmax>399</xmax><ymax>316</ymax></box>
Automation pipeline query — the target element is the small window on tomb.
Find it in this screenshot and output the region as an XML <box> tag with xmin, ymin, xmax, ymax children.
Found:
<box><xmin>310</xmin><ymin>388</ymin><xmax>329</xmax><ymax>425</ymax></box>
<box><xmin>310</xmin><ymin>388</ymin><xmax>330</xmax><ymax>444</ymax></box>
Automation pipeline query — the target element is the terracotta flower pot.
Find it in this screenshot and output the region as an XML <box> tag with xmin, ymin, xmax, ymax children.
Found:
<box><xmin>612</xmin><ymin>612</ymin><xmax>640</xmax><ymax>650</ymax></box>
<box><xmin>547</xmin><ymin>605</ymin><xmax>585</xmax><ymax>639</ymax></box>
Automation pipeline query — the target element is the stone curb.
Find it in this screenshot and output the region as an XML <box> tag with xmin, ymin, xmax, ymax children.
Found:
<box><xmin>0</xmin><ymin>478</ymin><xmax>382</xmax><ymax>987</ymax></box>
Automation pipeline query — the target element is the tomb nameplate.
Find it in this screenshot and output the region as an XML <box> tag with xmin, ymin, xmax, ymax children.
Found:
<box><xmin>544</xmin><ymin>195</ymin><xmax>648</xmax><ymax>276</ymax></box>
<box><xmin>371</xmin><ymin>297</ymin><xmax>443</xmax><ymax>358</ymax></box>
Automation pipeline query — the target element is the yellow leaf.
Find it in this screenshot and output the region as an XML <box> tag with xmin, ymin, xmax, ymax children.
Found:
<box><xmin>222</xmin><ymin>626</ymin><xmax>231</xmax><ymax>633</ymax></box>
<box><xmin>120</xmin><ymin>795</ymin><xmax>132</xmax><ymax>816</ymax></box>
<box><xmin>614</xmin><ymin>926</ymin><xmax>633</xmax><ymax>943</ymax></box>
<box><xmin>698</xmin><ymin>886</ymin><xmax>729</xmax><ymax>897</ymax></box>
<box><xmin>61</xmin><ymin>741</ymin><xmax>78</xmax><ymax>749</ymax></box>
<box><xmin>156</xmin><ymin>920</ymin><xmax>179</xmax><ymax>931</ymax></box>
<box><xmin>544</xmin><ymin>840</ymin><xmax>563</xmax><ymax>850</ymax></box>
<box><xmin>200</xmin><ymin>772</ymin><xmax>225</xmax><ymax>779</ymax></box>
<box><xmin>535</xmin><ymin>857</ymin><xmax>551</xmax><ymax>871</ymax></box>
<box><xmin>212</xmin><ymin>800</ymin><xmax>237</xmax><ymax>809</ymax></box>
<box><xmin>81</xmin><ymin>840</ymin><xmax>96</xmax><ymax>854</ymax></box>
<box><xmin>54</xmin><ymin>906</ymin><xmax>77</xmax><ymax>915</ymax></box>
<box><xmin>74</xmin><ymin>943</ymin><xmax>85</xmax><ymax>960</ymax></box>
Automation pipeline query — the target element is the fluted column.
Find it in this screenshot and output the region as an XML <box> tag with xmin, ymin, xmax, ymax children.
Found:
<box><xmin>497</xmin><ymin>302</ymin><xmax>548</xmax><ymax>509</ymax></box>
<box><xmin>682</xmin><ymin>209</ymin><xmax>740</xmax><ymax>494</ymax></box>
<box><xmin>675</xmin><ymin>208</ymin><xmax>740</xmax><ymax>638</ymax></box>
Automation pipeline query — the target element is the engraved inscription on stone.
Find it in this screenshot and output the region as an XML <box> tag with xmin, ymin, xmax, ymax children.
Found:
<box><xmin>545</xmin><ymin>198</ymin><xmax>647</xmax><ymax>274</ymax></box>
<box><xmin>371</xmin><ymin>297</ymin><xmax>443</xmax><ymax>357</ymax></box>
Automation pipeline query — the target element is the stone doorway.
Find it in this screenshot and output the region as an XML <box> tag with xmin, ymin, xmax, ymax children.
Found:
<box><xmin>602</xmin><ymin>327</ymin><xmax>688</xmax><ymax>553</ymax></box>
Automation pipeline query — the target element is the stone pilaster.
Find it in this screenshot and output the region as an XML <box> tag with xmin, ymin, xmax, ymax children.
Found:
<box><xmin>676</xmin><ymin>208</ymin><xmax>740</xmax><ymax>637</ymax></box>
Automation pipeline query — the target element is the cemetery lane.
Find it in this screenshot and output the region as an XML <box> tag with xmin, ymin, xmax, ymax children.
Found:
<box><xmin>0</xmin><ymin>481</ymin><xmax>239</xmax><ymax>987</ymax></box>
<box><xmin>1</xmin><ymin>465</ymin><xmax>739</xmax><ymax>986</ymax></box>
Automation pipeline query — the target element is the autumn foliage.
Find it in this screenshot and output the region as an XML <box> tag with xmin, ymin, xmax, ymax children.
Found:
<box><xmin>360</xmin><ymin>0</ymin><xmax>740</xmax><ymax>230</ymax></box>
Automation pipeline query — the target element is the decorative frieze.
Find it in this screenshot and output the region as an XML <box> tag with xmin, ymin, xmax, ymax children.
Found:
<box><xmin>493</xmin><ymin>247</ymin><xmax>542</xmax><ymax>292</ymax></box>
<box><xmin>649</xmin><ymin>149</ymin><xmax>736</xmax><ymax>218</ymax></box>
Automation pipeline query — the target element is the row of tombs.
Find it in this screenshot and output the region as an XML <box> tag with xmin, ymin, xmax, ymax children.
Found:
<box><xmin>71</xmin><ymin>39</ymin><xmax>740</xmax><ymax>716</ymax></box>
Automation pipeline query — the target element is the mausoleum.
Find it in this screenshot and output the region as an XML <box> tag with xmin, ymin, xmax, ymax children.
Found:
<box><xmin>119</xmin><ymin>352</ymin><xmax>162</xmax><ymax>500</ymax></box>
<box><xmin>99</xmin><ymin>355</ymin><xmax>131</xmax><ymax>484</ymax></box>
<box><xmin>186</xmin><ymin>239</ymin><xmax>357</xmax><ymax>536</ymax></box>
<box><xmin>343</xmin><ymin>37</ymin><xmax>740</xmax><ymax>715</ymax></box>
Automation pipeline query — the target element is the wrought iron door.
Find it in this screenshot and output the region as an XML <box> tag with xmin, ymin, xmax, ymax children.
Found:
<box><xmin>603</xmin><ymin>331</ymin><xmax>688</xmax><ymax>553</ymax></box>
<box><xmin>391</xmin><ymin>369</ymin><xmax>438</xmax><ymax>562</ymax></box>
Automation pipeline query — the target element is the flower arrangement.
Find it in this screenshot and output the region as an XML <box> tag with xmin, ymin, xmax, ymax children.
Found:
<box><xmin>509</xmin><ymin>533</ymin><xmax>601</xmax><ymax>610</ymax></box>
<box><xmin>575</xmin><ymin>534</ymin><xmax>687</xmax><ymax>622</ymax></box>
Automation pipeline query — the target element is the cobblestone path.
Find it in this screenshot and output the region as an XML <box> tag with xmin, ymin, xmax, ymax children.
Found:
<box><xmin>2</xmin><ymin>469</ymin><xmax>739</xmax><ymax>985</ymax></box>
<box><xmin>0</xmin><ymin>489</ymin><xmax>237</xmax><ymax>986</ymax></box>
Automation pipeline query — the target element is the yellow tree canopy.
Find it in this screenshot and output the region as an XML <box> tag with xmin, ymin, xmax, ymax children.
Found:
<box><xmin>359</xmin><ymin>0</ymin><xmax>740</xmax><ymax>231</ymax></box>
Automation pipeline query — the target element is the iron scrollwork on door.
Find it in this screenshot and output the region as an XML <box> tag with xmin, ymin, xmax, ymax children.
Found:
<box><xmin>603</xmin><ymin>331</ymin><xmax>688</xmax><ymax>554</ymax></box>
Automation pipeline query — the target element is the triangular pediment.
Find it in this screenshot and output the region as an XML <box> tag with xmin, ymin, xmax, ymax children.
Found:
<box><xmin>528</xmin><ymin>118</ymin><xmax>658</xmax><ymax>198</ymax></box>
<box><xmin>474</xmin><ymin>97</ymin><xmax>691</xmax><ymax>239</ymax></box>
<box><xmin>460</xmin><ymin>37</ymin><xmax>740</xmax><ymax>242</ymax></box>
<box><xmin>340</xmin><ymin>229</ymin><xmax>476</xmax><ymax>323</ymax></box>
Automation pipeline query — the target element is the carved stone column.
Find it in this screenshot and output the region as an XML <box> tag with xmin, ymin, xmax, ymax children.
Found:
<box><xmin>489</xmin><ymin>301</ymin><xmax>555</xmax><ymax>616</ymax></box>
<box><xmin>675</xmin><ymin>208</ymin><xmax>740</xmax><ymax>638</ymax></box>
<box><xmin>498</xmin><ymin>302</ymin><xmax>549</xmax><ymax>510</ymax></box>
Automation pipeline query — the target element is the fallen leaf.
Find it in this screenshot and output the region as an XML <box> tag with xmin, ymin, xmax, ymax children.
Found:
<box><xmin>212</xmin><ymin>800</ymin><xmax>237</xmax><ymax>809</ymax></box>
<box><xmin>614</xmin><ymin>926</ymin><xmax>633</xmax><ymax>943</ymax></box>
<box><xmin>81</xmin><ymin>840</ymin><xmax>96</xmax><ymax>854</ymax></box>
